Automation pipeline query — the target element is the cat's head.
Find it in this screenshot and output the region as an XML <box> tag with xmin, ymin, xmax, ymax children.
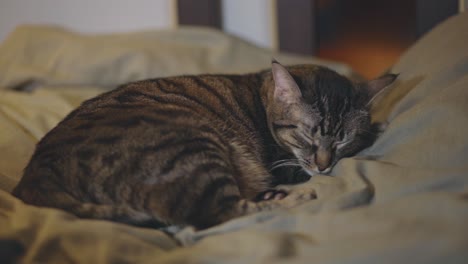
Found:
<box><xmin>266</xmin><ymin>60</ymin><xmax>397</xmax><ymax>175</ymax></box>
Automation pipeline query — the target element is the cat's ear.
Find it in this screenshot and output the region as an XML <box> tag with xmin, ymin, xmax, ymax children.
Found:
<box><xmin>271</xmin><ymin>59</ymin><xmax>302</xmax><ymax>104</ymax></box>
<box><xmin>364</xmin><ymin>73</ymin><xmax>398</xmax><ymax>106</ymax></box>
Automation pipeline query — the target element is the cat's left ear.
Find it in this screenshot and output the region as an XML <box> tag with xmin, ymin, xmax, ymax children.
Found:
<box><xmin>271</xmin><ymin>59</ymin><xmax>302</xmax><ymax>105</ymax></box>
<box><xmin>364</xmin><ymin>73</ymin><xmax>398</xmax><ymax>106</ymax></box>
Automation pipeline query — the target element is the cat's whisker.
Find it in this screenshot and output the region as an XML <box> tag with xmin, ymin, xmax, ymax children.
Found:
<box><xmin>269</xmin><ymin>161</ymin><xmax>300</xmax><ymax>169</ymax></box>
<box><xmin>270</xmin><ymin>159</ymin><xmax>301</xmax><ymax>166</ymax></box>
<box><xmin>359</xmin><ymin>127</ymin><xmax>381</xmax><ymax>134</ymax></box>
<box><xmin>296</xmin><ymin>158</ymin><xmax>310</xmax><ymax>166</ymax></box>
<box><xmin>269</xmin><ymin>163</ymin><xmax>302</xmax><ymax>171</ymax></box>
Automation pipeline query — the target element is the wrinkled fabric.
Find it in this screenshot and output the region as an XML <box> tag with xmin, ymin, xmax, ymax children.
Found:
<box><xmin>0</xmin><ymin>25</ymin><xmax>352</xmax><ymax>89</ymax></box>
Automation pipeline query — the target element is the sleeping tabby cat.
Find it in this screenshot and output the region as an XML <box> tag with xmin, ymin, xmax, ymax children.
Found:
<box><xmin>13</xmin><ymin>61</ymin><xmax>396</xmax><ymax>229</ymax></box>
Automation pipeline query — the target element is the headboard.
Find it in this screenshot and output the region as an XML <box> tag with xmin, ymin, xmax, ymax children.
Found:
<box><xmin>176</xmin><ymin>0</ymin><xmax>460</xmax><ymax>58</ymax></box>
<box><xmin>176</xmin><ymin>0</ymin><xmax>318</xmax><ymax>56</ymax></box>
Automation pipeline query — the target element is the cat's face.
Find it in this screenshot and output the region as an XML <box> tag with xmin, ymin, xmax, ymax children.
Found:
<box><xmin>271</xmin><ymin>102</ymin><xmax>372</xmax><ymax>175</ymax></box>
<box><xmin>268</xmin><ymin>61</ymin><xmax>396</xmax><ymax>175</ymax></box>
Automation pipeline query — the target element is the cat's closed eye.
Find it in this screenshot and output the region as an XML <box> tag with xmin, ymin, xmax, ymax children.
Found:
<box><xmin>336</xmin><ymin>140</ymin><xmax>350</xmax><ymax>149</ymax></box>
<box><xmin>272</xmin><ymin>121</ymin><xmax>298</xmax><ymax>129</ymax></box>
<box><xmin>338</xmin><ymin>129</ymin><xmax>345</xmax><ymax>140</ymax></box>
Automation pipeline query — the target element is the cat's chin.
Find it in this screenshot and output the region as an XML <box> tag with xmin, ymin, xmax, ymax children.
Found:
<box><xmin>302</xmin><ymin>168</ymin><xmax>319</xmax><ymax>177</ymax></box>
<box><xmin>302</xmin><ymin>167</ymin><xmax>331</xmax><ymax>176</ymax></box>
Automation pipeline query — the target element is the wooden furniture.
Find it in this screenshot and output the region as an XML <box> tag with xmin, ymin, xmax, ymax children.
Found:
<box><xmin>177</xmin><ymin>0</ymin><xmax>459</xmax><ymax>57</ymax></box>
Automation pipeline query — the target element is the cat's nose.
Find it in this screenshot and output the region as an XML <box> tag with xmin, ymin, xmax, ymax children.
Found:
<box><xmin>315</xmin><ymin>148</ymin><xmax>332</xmax><ymax>172</ymax></box>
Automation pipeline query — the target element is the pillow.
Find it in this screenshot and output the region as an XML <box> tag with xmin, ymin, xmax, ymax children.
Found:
<box><xmin>0</xmin><ymin>25</ymin><xmax>354</xmax><ymax>89</ymax></box>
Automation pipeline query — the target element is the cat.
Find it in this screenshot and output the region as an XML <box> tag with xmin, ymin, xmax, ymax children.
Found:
<box><xmin>13</xmin><ymin>60</ymin><xmax>396</xmax><ymax>229</ymax></box>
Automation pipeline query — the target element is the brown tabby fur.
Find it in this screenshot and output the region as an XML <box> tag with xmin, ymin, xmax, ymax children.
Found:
<box><xmin>13</xmin><ymin>61</ymin><xmax>396</xmax><ymax>229</ymax></box>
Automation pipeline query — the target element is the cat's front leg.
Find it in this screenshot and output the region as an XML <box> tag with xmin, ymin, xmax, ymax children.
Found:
<box><xmin>257</xmin><ymin>167</ymin><xmax>313</xmax><ymax>202</ymax></box>
<box><xmin>255</xmin><ymin>183</ymin><xmax>317</xmax><ymax>206</ymax></box>
<box><xmin>240</xmin><ymin>188</ymin><xmax>315</xmax><ymax>213</ymax></box>
<box><xmin>255</xmin><ymin>189</ymin><xmax>288</xmax><ymax>201</ymax></box>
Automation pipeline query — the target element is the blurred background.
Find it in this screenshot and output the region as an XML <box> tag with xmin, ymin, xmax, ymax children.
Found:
<box><xmin>0</xmin><ymin>0</ymin><xmax>465</xmax><ymax>79</ymax></box>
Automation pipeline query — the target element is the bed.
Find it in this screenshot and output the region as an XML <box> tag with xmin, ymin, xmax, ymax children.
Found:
<box><xmin>1</xmin><ymin>9</ymin><xmax>468</xmax><ymax>264</ymax></box>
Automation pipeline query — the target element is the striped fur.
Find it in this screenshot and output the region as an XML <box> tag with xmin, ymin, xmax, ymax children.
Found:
<box><xmin>13</xmin><ymin>61</ymin><xmax>396</xmax><ymax>229</ymax></box>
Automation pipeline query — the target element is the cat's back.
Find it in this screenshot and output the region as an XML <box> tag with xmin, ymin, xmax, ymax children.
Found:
<box><xmin>13</xmin><ymin>73</ymin><xmax>268</xmax><ymax>205</ymax></box>
<box><xmin>34</xmin><ymin>73</ymin><xmax>264</xmax><ymax>143</ymax></box>
<box><xmin>65</xmin><ymin>73</ymin><xmax>263</xmax><ymax>128</ymax></box>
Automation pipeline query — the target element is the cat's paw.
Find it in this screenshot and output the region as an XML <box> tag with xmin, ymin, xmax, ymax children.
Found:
<box><xmin>255</xmin><ymin>185</ymin><xmax>318</xmax><ymax>207</ymax></box>
<box><xmin>255</xmin><ymin>189</ymin><xmax>288</xmax><ymax>201</ymax></box>
<box><xmin>279</xmin><ymin>188</ymin><xmax>317</xmax><ymax>208</ymax></box>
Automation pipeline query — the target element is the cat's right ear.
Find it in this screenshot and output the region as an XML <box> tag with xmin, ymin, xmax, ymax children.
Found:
<box><xmin>272</xmin><ymin>60</ymin><xmax>302</xmax><ymax>104</ymax></box>
<box><xmin>364</xmin><ymin>73</ymin><xmax>398</xmax><ymax>106</ymax></box>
